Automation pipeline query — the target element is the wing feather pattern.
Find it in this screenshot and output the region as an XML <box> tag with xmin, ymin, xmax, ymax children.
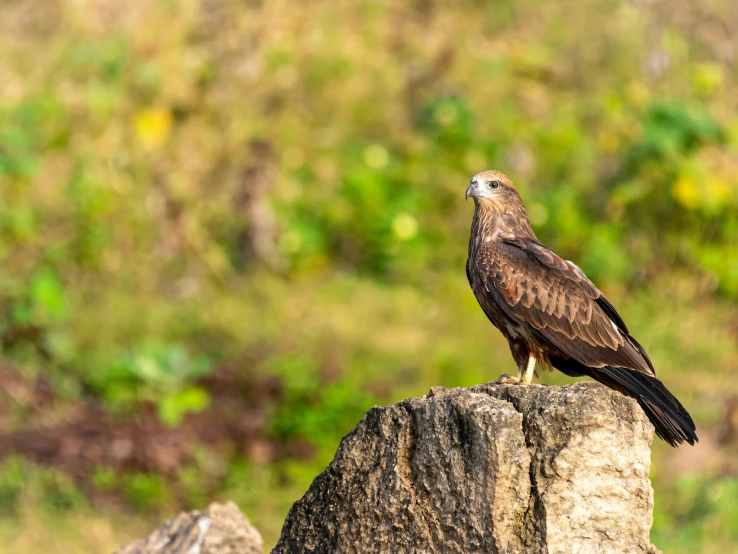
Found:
<box><xmin>472</xmin><ymin>239</ymin><xmax>654</xmax><ymax>375</ymax></box>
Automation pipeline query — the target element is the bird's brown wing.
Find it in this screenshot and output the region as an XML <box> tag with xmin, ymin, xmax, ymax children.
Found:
<box><xmin>472</xmin><ymin>239</ymin><xmax>654</xmax><ymax>375</ymax></box>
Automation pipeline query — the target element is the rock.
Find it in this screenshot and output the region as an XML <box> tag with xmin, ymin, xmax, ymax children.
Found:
<box><xmin>116</xmin><ymin>501</ymin><xmax>263</xmax><ymax>554</ymax></box>
<box><xmin>273</xmin><ymin>382</ymin><xmax>659</xmax><ymax>554</ymax></box>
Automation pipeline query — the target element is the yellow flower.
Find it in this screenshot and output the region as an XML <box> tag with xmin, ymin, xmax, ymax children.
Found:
<box><xmin>672</xmin><ymin>177</ymin><xmax>700</xmax><ymax>210</ymax></box>
<box><xmin>363</xmin><ymin>144</ymin><xmax>389</xmax><ymax>170</ymax></box>
<box><xmin>693</xmin><ymin>63</ymin><xmax>723</xmax><ymax>97</ymax></box>
<box><xmin>392</xmin><ymin>213</ymin><xmax>418</xmax><ymax>240</ymax></box>
<box><xmin>134</xmin><ymin>107</ymin><xmax>173</xmax><ymax>149</ymax></box>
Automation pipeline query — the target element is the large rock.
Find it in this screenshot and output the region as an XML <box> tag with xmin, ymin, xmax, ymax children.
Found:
<box><xmin>273</xmin><ymin>382</ymin><xmax>659</xmax><ymax>554</ymax></box>
<box><xmin>116</xmin><ymin>501</ymin><xmax>263</xmax><ymax>554</ymax></box>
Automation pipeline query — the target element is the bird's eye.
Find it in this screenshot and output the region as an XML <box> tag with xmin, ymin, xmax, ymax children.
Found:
<box><xmin>488</xmin><ymin>180</ymin><xmax>500</xmax><ymax>189</ymax></box>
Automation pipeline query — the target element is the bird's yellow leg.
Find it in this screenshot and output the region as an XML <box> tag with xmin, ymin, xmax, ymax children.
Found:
<box><xmin>521</xmin><ymin>356</ymin><xmax>536</xmax><ymax>385</ymax></box>
<box><xmin>493</xmin><ymin>356</ymin><xmax>537</xmax><ymax>385</ymax></box>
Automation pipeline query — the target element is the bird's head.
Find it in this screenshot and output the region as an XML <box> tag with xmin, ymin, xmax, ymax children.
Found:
<box><xmin>465</xmin><ymin>169</ymin><xmax>534</xmax><ymax>238</ymax></box>
<box><xmin>465</xmin><ymin>170</ymin><xmax>518</xmax><ymax>205</ymax></box>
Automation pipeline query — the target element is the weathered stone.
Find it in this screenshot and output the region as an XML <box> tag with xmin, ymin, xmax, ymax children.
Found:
<box><xmin>116</xmin><ymin>501</ymin><xmax>262</xmax><ymax>554</ymax></box>
<box><xmin>273</xmin><ymin>382</ymin><xmax>658</xmax><ymax>554</ymax></box>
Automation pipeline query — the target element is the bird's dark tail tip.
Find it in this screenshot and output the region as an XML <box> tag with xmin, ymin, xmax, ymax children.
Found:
<box><xmin>594</xmin><ymin>366</ymin><xmax>698</xmax><ymax>447</ymax></box>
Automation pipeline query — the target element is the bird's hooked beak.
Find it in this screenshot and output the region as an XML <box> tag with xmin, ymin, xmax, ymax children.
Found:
<box><xmin>465</xmin><ymin>180</ymin><xmax>479</xmax><ymax>201</ymax></box>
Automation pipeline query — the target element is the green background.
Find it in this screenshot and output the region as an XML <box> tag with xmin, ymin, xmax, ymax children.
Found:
<box><xmin>0</xmin><ymin>0</ymin><xmax>737</xmax><ymax>551</ymax></box>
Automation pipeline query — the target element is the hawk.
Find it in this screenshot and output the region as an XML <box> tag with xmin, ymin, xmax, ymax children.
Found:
<box><xmin>466</xmin><ymin>170</ymin><xmax>697</xmax><ymax>446</ymax></box>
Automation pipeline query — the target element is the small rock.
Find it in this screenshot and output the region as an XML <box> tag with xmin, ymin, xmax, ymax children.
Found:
<box><xmin>115</xmin><ymin>501</ymin><xmax>262</xmax><ymax>554</ymax></box>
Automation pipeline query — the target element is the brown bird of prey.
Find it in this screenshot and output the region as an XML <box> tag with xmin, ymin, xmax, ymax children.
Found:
<box><xmin>465</xmin><ymin>170</ymin><xmax>697</xmax><ymax>447</ymax></box>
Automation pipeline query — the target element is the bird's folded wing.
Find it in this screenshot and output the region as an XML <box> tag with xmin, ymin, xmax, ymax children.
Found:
<box><xmin>472</xmin><ymin>240</ymin><xmax>654</xmax><ymax>374</ymax></box>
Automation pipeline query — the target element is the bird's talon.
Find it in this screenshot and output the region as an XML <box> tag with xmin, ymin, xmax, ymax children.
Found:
<box><xmin>493</xmin><ymin>374</ymin><xmax>521</xmax><ymax>385</ymax></box>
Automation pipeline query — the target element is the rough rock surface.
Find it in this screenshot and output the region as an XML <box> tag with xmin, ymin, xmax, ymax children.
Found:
<box><xmin>273</xmin><ymin>382</ymin><xmax>660</xmax><ymax>554</ymax></box>
<box><xmin>116</xmin><ymin>501</ymin><xmax>263</xmax><ymax>554</ymax></box>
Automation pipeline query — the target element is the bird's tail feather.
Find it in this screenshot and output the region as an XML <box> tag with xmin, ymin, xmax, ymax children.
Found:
<box><xmin>592</xmin><ymin>366</ymin><xmax>698</xmax><ymax>447</ymax></box>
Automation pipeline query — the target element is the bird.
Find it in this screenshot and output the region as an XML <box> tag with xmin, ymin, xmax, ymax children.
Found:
<box><xmin>465</xmin><ymin>169</ymin><xmax>697</xmax><ymax>447</ymax></box>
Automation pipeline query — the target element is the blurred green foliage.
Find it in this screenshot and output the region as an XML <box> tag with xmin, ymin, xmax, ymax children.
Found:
<box><xmin>653</xmin><ymin>474</ymin><xmax>738</xmax><ymax>553</ymax></box>
<box><xmin>0</xmin><ymin>457</ymin><xmax>86</xmax><ymax>515</ymax></box>
<box><xmin>88</xmin><ymin>343</ymin><xmax>212</xmax><ymax>423</ymax></box>
<box><xmin>122</xmin><ymin>473</ymin><xmax>172</xmax><ymax>514</ymax></box>
<box><xmin>0</xmin><ymin>0</ymin><xmax>737</xmax><ymax>551</ymax></box>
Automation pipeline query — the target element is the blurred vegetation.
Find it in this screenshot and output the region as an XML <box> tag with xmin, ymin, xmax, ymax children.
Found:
<box><xmin>0</xmin><ymin>0</ymin><xmax>737</xmax><ymax>551</ymax></box>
